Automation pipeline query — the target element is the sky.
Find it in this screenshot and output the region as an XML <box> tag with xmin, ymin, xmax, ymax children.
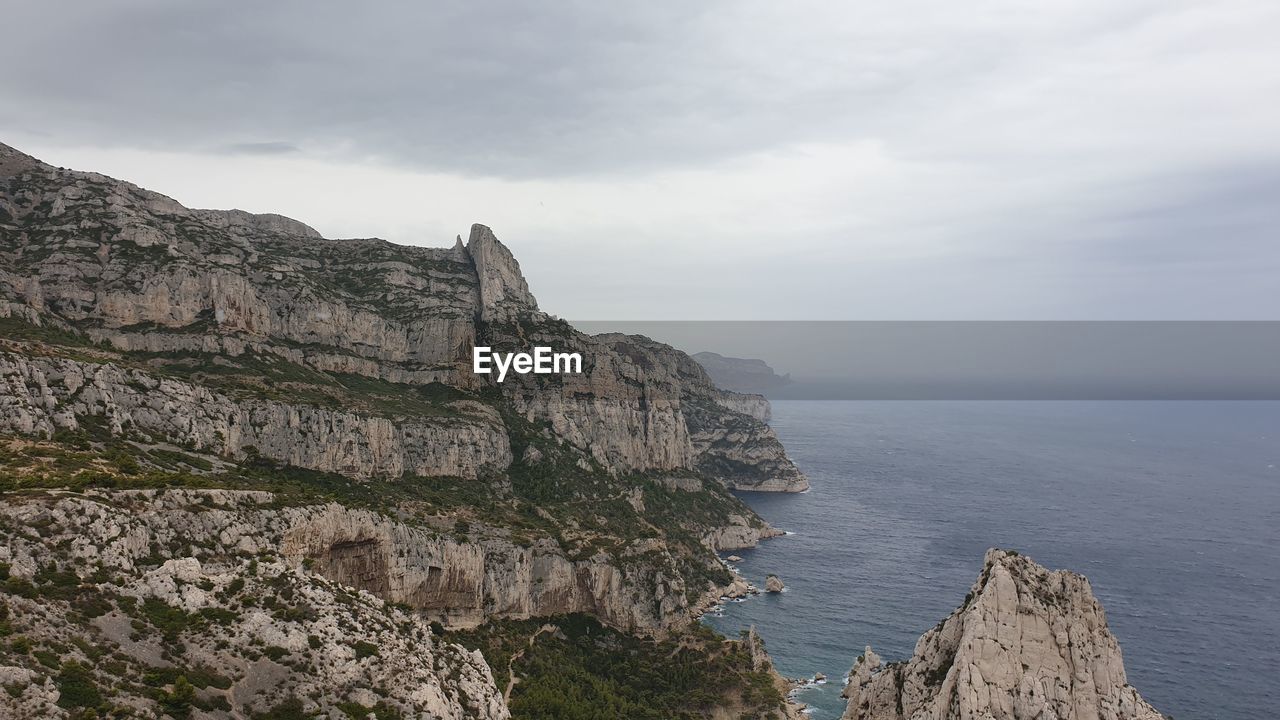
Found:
<box><xmin>2</xmin><ymin>0</ymin><xmax>1278</xmax><ymax>320</ymax></box>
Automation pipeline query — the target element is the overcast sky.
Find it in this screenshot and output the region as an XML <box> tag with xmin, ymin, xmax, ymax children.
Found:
<box><xmin>3</xmin><ymin>1</ymin><xmax>1278</xmax><ymax>319</ymax></box>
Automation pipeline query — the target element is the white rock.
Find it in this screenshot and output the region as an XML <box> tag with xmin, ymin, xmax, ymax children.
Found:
<box><xmin>840</xmin><ymin>549</ymin><xmax>1166</xmax><ymax>720</ymax></box>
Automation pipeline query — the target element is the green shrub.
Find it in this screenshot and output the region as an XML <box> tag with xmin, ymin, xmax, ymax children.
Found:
<box><xmin>158</xmin><ymin>675</ymin><xmax>196</xmax><ymax>719</ymax></box>
<box><xmin>55</xmin><ymin>660</ymin><xmax>102</xmax><ymax>709</ymax></box>
<box><xmin>263</xmin><ymin>646</ymin><xmax>290</xmax><ymax>661</ymax></box>
<box><xmin>34</xmin><ymin>649</ymin><xmax>61</xmax><ymax>668</ymax></box>
<box><xmin>251</xmin><ymin>696</ymin><xmax>310</xmax><ymax>720</ymax></box>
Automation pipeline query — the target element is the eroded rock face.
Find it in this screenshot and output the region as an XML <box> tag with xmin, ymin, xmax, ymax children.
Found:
<box><xmin>685</xmin><ymin>395</ymin><xmax>808</xmax><ymax>491</ymax></box>
<box><xmin>0</xmin><ymin>140</ymin><xmax>807</xmax><ymax>491</ymax></box>
<box><xmin>280</xmin><ymin>503</ymin><xmax>706</xmax><ymax>633</ymax></box>
<box><xmin>0</xmin><ymin>489</ymin><xmax>711</xmax><ymax>636</ymax></box>
<box><xmin>0</xmin><ymin>352</ymin><xmax>512</xmax><ymax>479</ymax></box>
<box><xmin>703</xmin><ymin>511</ymin><xmax>784</xmax><ymax>551</ymax></box>
<box><xmin>841</xmin><ymin>549</ymin><xmax>1165</xmax><ymax>720</ymax></box>
<box><xmin>713</xmin><ymin>390</ymin><xmax>772</xmax><ymax>423</ymax></box>
<box><xmin>464</xmin><ymin>223</ymin><xmax>538</xmax><ymax>322</ymax></box>
<box><xmin>0</xmin><ymin>491</ymin><xmax>509</xmax><ymax>719</ymax></box>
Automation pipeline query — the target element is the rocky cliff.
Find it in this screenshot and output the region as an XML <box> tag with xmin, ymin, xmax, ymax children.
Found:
<box><xmin>0</xmin><ymin>488</ymin><xmax>700</xmax><ymax>638</ymax></box>
<box><xmin>0</xmin><ymin>140</ymin><xmax>806</xmax><ymax>492</ymax></box>
<box><xmin>0</xmin><ymin>351</ymin><xmax>512</xmax><ymax>480</ymax></box>
<box><xmin>0</xmin><ymin>139</ymin><xmax>812</xmax><ymax>717</ymax></box>
<box><xmin>0</xmin><ymin>489</ymin><xmax>509</xmax><ymax>719</ymax></box>
<box><xmin>841</xmin><ymin>549</ymin><xmax>1165</xmax><ymax>720</ymax></box>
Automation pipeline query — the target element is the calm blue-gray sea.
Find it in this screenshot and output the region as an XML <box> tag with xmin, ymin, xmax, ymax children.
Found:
<box><xmin>702</xmin><ymin>401</ymin><xmax>1279</xmax><ymax>720</ymax></box>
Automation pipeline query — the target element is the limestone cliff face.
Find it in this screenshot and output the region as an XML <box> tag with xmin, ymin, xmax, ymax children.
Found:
<box><xmin>702</xmin><ymin>511</ymin><xmax>785</xmax><ymax>551</ymax></box>
<box><xmin>0</xmin><ymin>489</ymin><xmax>701</xmax><ymax>636</ymax></box>
<box><xmin>0</xmin><ymin>140</ymin><xmax>806</xmax><ymax>491</ymax></box>
<box><xmin>713</xmin><ymin>390</ymin><xmax>772</xmax><ymax>423</ymax></box>
<box><xmin>684</xmin><ymin>395</ymin><xmax>807</xmax><ymax>491</ymax></box>
<box><xmin>0</xmin><ymin>140</ymin><xmax>807</xmax><ymax>717</ymax></box>
<box><xmin>498</xmin><ymin>331</ymin><xmax>697</xmax><ymax>474</ymax></box>
<box><xmin>498</xmin><ymin>328</ymin><xmax>806</xmax><ymax>491</ymax></box>
<box><xmin>463</xmin><ymin>223</ymin><xmax>538</xmax><ymax>322</ymax></box>
<box><xmin>841</xmin><ymin>550</ymin><xmax>1165</xmax><ymax>720</ymax></box>
<box><xmin>283</xmin><ymin>504</ymin><xmax>701</xmax><ymax>633</ymax></box>
<box><xmin>0</xmin><ymin>146</ymin><xmax>481</xmax><ymax>373</ymax></box>
<box><xmin>0</xmin><ymin>490</ymin><xmax>509</xmax><ymax>719</ymax></box>
<box><xmin>0</xmin><ymin>351</ymin><xmax>512</xmax><ymax>479</ymax></box>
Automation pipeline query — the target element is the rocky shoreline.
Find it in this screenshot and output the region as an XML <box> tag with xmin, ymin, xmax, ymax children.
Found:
<box><xmin>702</xmin><ymin>516</ymin><xmax>1171</xmax><ymax>719</ymax></box>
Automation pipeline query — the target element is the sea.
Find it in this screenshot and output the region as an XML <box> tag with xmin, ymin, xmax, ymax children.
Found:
<box><xmin>701</xmin><ymin>401</ymin><xmax>1280</xmax><ymax>720</ymax></box>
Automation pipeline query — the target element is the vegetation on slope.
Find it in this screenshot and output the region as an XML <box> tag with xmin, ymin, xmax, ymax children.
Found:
<box><xmin>0</xmin><ymin>438</ymin><xmax>776</xmax><ymax>718</ymax></box>
<box><xmin>0</xmin><ymin>317</ymin><xmax>476</xmax><ymax>421</ymax></box>
<box><xmin>450</xmin><ymin>615</ymin><xmax>788</xmax><ymax>720</ymax></box>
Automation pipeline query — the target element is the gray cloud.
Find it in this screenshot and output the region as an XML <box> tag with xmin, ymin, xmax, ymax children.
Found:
<box><xmin>2</xmin><ymin>1</ymin><xmax>1278</xmax><ymax>319</ymax></box>
<box><xmin>217</xmin><ymin>142</ymin><xmax>301</xmax><ymax>156</ymax></box>
<box><xmin>9</xmin><ymin>1</ymin><xmax>1268</xmax><ymax>178</ymax></box>
<box><xmin>5</xmin><ymin>1</ymin><xmax>798</xmax><ymax>176</ymax></box>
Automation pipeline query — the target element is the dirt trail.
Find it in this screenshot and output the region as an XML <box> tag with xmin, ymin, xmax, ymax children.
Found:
<box><xmin>503</xmin><ymin>623</ymin><xmax>559</xmax><ymax>703</ymax></box>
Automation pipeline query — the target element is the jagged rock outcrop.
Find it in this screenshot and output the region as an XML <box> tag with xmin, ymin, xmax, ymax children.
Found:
<box><xmin>463</xmin><ymin>223</ymin><xmax>538</xmax><ymax>322</ymax></box>
<box><xmin>765</xmin><ymin>574</ymin><xmax>785</xmax><ymax>593</ymax></box>
<box><xmin>841</xmin><ymin>549</ymin><xmax>1165</xmax><ymax>720</ymax></box>
<box><xmin>0</xmin><ymin>140</ymin><xmax>807</xmax><ymax>492</ymax></box>
<box><xmin>703</xmin><ymin>511</ymin><xmax>785</xmax><ymax>551</ymax></box>
<box><xmin>685</xmin><ymin>395</ymin><xmax>807</xmax><ymax>491</ymax></box>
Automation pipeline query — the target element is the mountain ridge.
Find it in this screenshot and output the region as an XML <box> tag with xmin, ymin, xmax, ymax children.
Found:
<box><xmin>0</xmin><ymin>139</ymin><xmax>806</xmax><ymax>492</ymax></box>
<box><xmin>0</xmin><ymin>139</ymin><xmax>805</xmax><ymax>718</ymax></box>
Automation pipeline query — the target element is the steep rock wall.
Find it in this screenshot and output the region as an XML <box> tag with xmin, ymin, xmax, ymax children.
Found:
<box><xmin>841</xmin><ymin>549</ymin><xmax>1165</xmax><ymax>720</ymax></box>
<box><xmin>283</xmin><ymin>506</ymin><xmax>698</xmax><ymax>633</ymax></box>
<box><xmin>0</xmin><ymin>490</ymin><xmax>510</xmax><ymax>719</ymax></box>
<box><xmin>0</xmin><ymin>352</ymin><xmax>511</xmax><ymax>479</ymax></box>
<box><xmin>0</xmin><ymin>140</ymin><xmax>808</xmax><ymax>490</ymax></box>
<box><xmin>0</xmin><ymin>489</ymin><xmax>706</xmax><ymax>635</ymax></box>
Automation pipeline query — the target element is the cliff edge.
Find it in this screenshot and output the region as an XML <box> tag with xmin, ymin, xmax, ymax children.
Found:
<box><xmin>0</xmin><ymin>139</ymin><xmax>807</xmax><ymax>717</ymax></box>
<box><xmin>0</xmin><ymin>140</ymin><xmax>806</xmax><ymax>492</ymax></box>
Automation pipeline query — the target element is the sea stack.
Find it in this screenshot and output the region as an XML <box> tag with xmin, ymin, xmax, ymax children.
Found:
<box><xmin>841</xmin><ymin>549</ymin><xmax>1165</xmax><ymax>720</ymax></box>
<box><xmin>765</xmin><ymin>574</ymin><xmax>785</xmax><ymax>593</ymax></box>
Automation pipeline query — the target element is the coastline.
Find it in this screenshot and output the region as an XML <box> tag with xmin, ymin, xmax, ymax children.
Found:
<box><xmin>693</xmin><ymin>521</ymin><xmax>812</xmax><ymax>719</ymax></box>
